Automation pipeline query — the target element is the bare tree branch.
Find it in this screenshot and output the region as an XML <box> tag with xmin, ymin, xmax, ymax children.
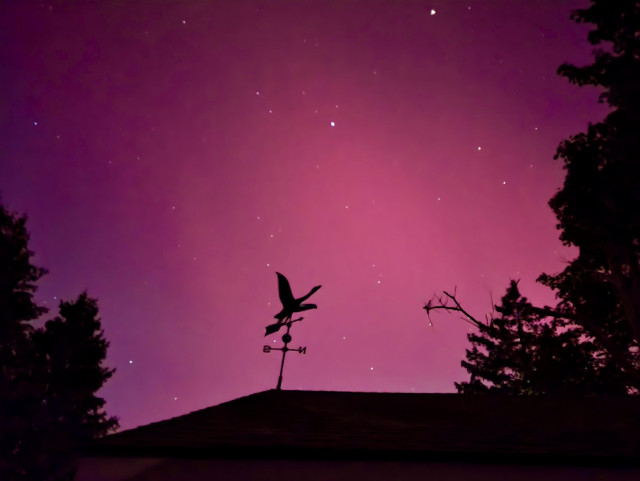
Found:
<box><xmin>423</xmin><ymin>290</ymin><xmax>485</xmax><ymax>329</ymax></box>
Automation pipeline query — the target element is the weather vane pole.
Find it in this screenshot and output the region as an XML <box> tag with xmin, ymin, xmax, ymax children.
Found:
<box><xmin>263</xmin><ymin>317</ymin><xmax>306</xmax><ymax>390</ymax></box>
<box><xmin>263</xmin><ymin>272</ymin><xmax>321</xmax><ymax>390</ymax></box>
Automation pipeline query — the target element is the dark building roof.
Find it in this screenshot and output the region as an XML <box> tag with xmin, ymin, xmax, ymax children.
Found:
<box><xmin>89</xmin><ymin>390</ymin><xmax>640</xmax><ymax>465</ymax></box>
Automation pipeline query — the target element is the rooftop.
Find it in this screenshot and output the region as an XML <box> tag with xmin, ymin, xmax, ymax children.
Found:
<box><xmin>89</xmin><ymin>390</ymin><xmax>640</xmax><ymax>465</ymax></box>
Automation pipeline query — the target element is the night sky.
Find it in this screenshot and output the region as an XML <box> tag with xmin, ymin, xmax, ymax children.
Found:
<box><xmin>1</xmin><ymin>1</ymin><xmax>610</xmax><ymax>430</ymax></box>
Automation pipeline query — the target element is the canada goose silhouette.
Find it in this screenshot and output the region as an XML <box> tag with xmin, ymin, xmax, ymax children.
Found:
<box><xmin>265</xmin><ymin>272</ymin><xmax>321</xmax><ymax>336</ymax></box>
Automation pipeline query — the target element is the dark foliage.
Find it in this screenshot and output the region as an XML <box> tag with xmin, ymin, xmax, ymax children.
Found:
<box><xmin>455</xmin><ymin>281</ymin><xmax>629</xmax><ymax>394</ymax></box>
<box><xmin>0</xmin><ymin>202</ymin><xmax>48</xmax><ymax>480</ymax></box>
<box><xmin>28</xmin><ymin>294</ymin><xmax>118</xmax><ymax>480</ymax></box>
<box><xmin>541</xmin><ymin>0</ymin><xmax>640</xmax><ymax>384</ymax></box>
<box><xmin>0</xmin><ymin>201</ymin><xmax>117</xmax><ymax>480</ymax></box>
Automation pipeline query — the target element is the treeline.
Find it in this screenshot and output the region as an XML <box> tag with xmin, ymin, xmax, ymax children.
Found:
<box><xmin>0</xmin><ymin>202</ymin><xmax>117</xmax><ymax>480</ymax></box>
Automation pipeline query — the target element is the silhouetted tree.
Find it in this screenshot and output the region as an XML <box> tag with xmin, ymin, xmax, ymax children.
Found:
<box><xmin>431</xmin><ymin>281</ymin><xmax>628</xmax><ymax>394</ymax></box>
<box><xmin>29</xmin><ymin>294</ymin><xmax>118</xmax><ymax>480</ymax></box>
<box><xmin>0</xmin><ymin>200</ymin><xmax>118</xmax><ymax>480</ymax></box>
<box><xmin>539</xmin><ymin>0</ymin><xmax>640</xmax><ymax>383</ymax></box>
<box><xmin>0</xmin><ymin>202</ymin><xmax>48</xmax><ymax>480</ymax></box>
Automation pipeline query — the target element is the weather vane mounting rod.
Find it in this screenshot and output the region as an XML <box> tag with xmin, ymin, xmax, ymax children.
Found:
<box><xmin>263</xmin><ymin>318</ymin><xmax>306</xmax><ymax>390</ymax></box>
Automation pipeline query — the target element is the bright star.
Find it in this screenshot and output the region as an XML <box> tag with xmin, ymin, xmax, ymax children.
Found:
<box><xmin>330</xmin><ymin>121</ymin><xmax>335</xmax><ymax>127</ymax></box>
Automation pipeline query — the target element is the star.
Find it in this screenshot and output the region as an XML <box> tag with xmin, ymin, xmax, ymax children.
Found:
<box><xmin>330</xmin><ymin>121</ymin><xmax>335</xmax><ymax>127</ymax></box>
<box><xmin>430</xmin><ymin>9</ymin><xmax>436</xmax><ymax>15</ymax></box>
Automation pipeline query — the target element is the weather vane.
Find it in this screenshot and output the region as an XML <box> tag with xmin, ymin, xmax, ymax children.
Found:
<box><xmin>263</xmin><ymin>272</ymin><xmax>321</xmax><ymax>390</ymax></box>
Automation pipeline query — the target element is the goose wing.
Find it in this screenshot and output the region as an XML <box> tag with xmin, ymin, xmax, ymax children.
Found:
<box><xmin>276</xmin><ymin>272</ymin><xmax>295</xmax><ymax>308</ymax></box>
<box><xmin>295</xmin><ymin>303</ymin><xmax>317</xmax><ymax>313</ymax></box>
<box><xmin>298</xmin><ymin>285</ymin><xmax>321</xmax><ymax>303</ymax></box>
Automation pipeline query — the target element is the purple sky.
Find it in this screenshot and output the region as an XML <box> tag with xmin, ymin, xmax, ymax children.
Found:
<box><xmin>1</xmin><ymin>0</ymin><xmax>610</xmax><ymax>430</ymax></box>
